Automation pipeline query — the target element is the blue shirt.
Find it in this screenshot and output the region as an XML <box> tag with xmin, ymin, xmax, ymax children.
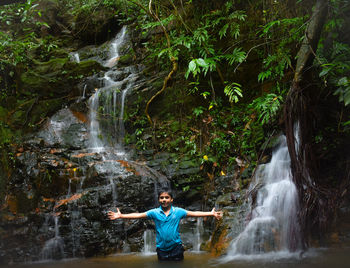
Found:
<box><xmin>146</xmin><ymin>206</ymin><xmax>187</xmax><ymax>251</ymax></box>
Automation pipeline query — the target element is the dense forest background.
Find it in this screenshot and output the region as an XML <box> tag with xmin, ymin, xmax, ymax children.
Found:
<box><xmin>0</xmin><ymin>0</ymin><xmax>350</xmax><ymax>262</ymax></box>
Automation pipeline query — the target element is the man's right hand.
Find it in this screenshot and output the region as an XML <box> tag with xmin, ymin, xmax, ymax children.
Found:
<box><xmin>108</xmin><ymin>208</ymin><xmax>122</xmax><ymax>220</ymax></box>
<box><xmin>211</xmin><ymin>208</ymin><xmax>223</xmax><ymax>220</ymax></box>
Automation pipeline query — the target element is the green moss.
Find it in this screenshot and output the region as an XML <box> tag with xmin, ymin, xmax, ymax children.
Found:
<box><xmin>118</xmin><ymin>47</ymin><xmax>135</xmax><ymax>66</ymax></box>
<box><xmin>71</xmin><ymin>60</ymin><xmax>106</xmax><ymax>75</ymax></box>
<box><xmin>9</xmin><ymin>98</ymin><xmax>36</xmax><ymax>127</ymax></box>
<box><xmin>0</xmin><ymin>106</ymin><xmax>8</xmax><ymax>121</ymax></box>
<box><xmin>33</xmin><ymin>58</ymin><xmax>69</xmax><ymax>74</ymax></box>
<box><xmin>20</xmin><ymin>72</ymin><xmax>50</xmax><ymax>95</ymax></box>
<box><xmin>19</xmin><ymin>58</ymin><xmax>104</xmax><ymax>97</ymax></box>
<box><xmin>29</xmin><ymin>98</ymin><xmax>65</xmax><ymax>126</ymax></box>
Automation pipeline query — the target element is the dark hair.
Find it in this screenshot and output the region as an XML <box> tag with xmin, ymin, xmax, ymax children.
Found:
<box><xmin>157</xmin><ymin>188</ymin><xmax>173</xmax><ymax>199</ymax></box>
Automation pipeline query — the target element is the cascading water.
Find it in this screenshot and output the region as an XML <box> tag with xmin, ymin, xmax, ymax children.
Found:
<box><xmin>40</xmin><ymin>215</ymin><xmax>65</xmax><ymax>260</ymax></box>
<box><xmin>142</xmin><ymin>229</ymin><xmax>156</xmax><ymax>255</ymax></box>
<box><xmin>104</xmin><ymin>26</ymin><xmax>127</xmax><ymax>68</ymax></box>
<box><xmin>88</xmin><ymin>25</ymin><xmax>137</xmax><ymax>158</ymax></box>
<box><xmin>223</xmin><ymin>135</ymin><xmax>301</xmax><ymax>260</ymax></box>
<box><xmin>70</xmin><ymin>52</ymin><xmax>80</xmax><ymax>63</ymax></box>
<box><xmin>193</xmin><ymin>218</ymin><xmax>204</xmax><ymax>252</ymax></box>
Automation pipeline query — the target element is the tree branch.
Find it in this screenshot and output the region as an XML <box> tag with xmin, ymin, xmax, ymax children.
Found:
<box><xmin>294</xmin><ymin>0</ymin><xmax>328</xmax><ymax>83</ymax></box>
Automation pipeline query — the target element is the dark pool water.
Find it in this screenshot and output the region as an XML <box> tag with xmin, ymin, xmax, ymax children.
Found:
<box><xmin>2</xmin><ymin>247</ymin><xmax>350</xmax><ymax>268</ymax></box>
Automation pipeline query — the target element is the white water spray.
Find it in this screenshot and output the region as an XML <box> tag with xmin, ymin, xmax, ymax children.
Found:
<box><xmin>142</xmin><ymin>229</ymin><xmax>156</xmax><ymax>255</ymax></box>
<box><xmin>70</xmin><ymin>52</ymin><xmax>80</xmax><ymax>63</ymax></box>
<box><xmin>223</xmin><ymin>135</ymin><xmax>301</xmax><ymax>260</ymax></box>
<box><xmin>193</xmin><ymin>218</ymin><xmax>204</xmax><ymax>252</ymax></box>
<box><xmin>40</xmin><ymin>216</ymin><xmax>65</xmax><ymax>260</ymax></box>
<box><xmin>104</xmin><ymin>26</ymin><xmax>127</xmax><ymax>68</ymax></box>
<box><xmin>89</xmin><ymin>91</ymin><xmax>104</xmax><ymax>152</ymax></box>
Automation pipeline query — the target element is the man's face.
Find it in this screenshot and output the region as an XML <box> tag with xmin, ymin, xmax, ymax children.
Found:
<box><xmin>158</xmin><ymin>192</ymin><xmax>173</xmax><ymax>209</ymax></box>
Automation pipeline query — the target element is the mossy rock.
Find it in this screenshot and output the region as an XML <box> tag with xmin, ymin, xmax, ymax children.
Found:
<box><xmin>34</xmin><ymin>169</ymin><xmax>69</xmax><ymax>198</ymax></box>
<box><xmin>32</xmin><ymin>58</ymin><xmax>69</xmax><ymax>74</ymax></box>
<box><xmin>9</xmin><ymin>98</ymin><xmax>37</xmax><ymax>127</ymax></box>
<box><xmin>29</xmin><ymin>98</ymin><xmax>65</xmax><ymax>126</ymax></box>
<box><xmin>216</xmin><ymin>193</ymin><xmax>234</xmax><ymax>207</ymax></box>
<box><xmin>142</xmin><ymin>73</ymin><xmax>199</xmax><ymax>121</ymax></box>
<box><xmin>71</xmin><ymin>59</ymin><xmax>106</xmax><ymax>76</ymax></box>
<box><xmin>8</xmin><ymin>97</ymin><xmax>65</xmax><ymax>131</ymax></box>
<box><xmin>206</xmin><ymin>222</ymin><xmax>231</xmax><ymax>256</ymax></box>
<box><xmin>118</xmin><ymin>53</ymin><xmax>134</xmax><ymax>66</ymax></box>
<box><xmin>179</xmin><ymin>160</ymin><xmax>199</xmax><ymax>169</ymax></box>
<box><xmin>19</xmin><ymin>58</ymin><xmax>104</xmax><ymax>97</ymax></box>
<box><xmin>73</xmin><ymin>8</ymin><xmax>123</xmax><ymax>44</ymax></box>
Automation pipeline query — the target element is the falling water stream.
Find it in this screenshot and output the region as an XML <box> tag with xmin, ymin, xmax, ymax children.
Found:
<box><xmin>88</xmin><ymin>25</ymin><xmax>133</xmax><ymax>156</ymax></box>
<box><xmin>222</xmin><ymin>135</ymin><xmax>301</xmax><ymax>261</ymax></box>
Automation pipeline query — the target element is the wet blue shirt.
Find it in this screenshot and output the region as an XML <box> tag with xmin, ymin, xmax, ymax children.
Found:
<box><xmin>146</xmin><ymin>206</ymin><xmax>187</xmax><ymax>251</ymax></box>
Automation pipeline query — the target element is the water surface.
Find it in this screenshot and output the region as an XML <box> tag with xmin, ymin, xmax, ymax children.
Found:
<box><xmin>3</xmin><ymin>247</ymin><xmax>350</xmax><ymax>268</ymax></box>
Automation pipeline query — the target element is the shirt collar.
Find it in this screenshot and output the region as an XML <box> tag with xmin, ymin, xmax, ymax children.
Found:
<box><xmin>159</xmin><ymin>205</ymin><xmax>174</xmax><ymax>215</ymax></box>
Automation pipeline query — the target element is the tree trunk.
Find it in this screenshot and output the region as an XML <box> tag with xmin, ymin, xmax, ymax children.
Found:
<box><xmin>284</xmin><ymin>0</ymin><xmax>329</xmax><ymax>249</ymax></box>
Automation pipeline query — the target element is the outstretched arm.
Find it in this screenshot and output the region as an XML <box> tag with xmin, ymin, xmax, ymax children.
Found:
<box><xmin>108</xmin><ymin>208</ymin><xmax>147</xmax><ymax>220</ymax></box>
<box><xmin>186</xmin><ymin>208</ymin><xmax>223</xmax><ymax>220</ymax></box>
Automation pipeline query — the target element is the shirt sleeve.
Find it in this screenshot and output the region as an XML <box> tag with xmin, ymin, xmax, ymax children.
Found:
<box><xmin>176</xmin><ymin>207</ymin><xmax>188</xmax><ymax>219</ymax></box>
<box><xmin>146</xmin><ymin>208</ymin><xmax>156</xmax><ymax>219</ymax></box>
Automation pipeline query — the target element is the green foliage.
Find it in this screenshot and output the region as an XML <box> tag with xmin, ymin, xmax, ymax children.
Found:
<box><xmin>65</xmin><ymin>0</ymin><xmax>121</xmax><ymax>14</ymax></box>
<box><xmin>143</xmin><ymin>14</ymin><xmax>175</xmax><ymax>31</ymax></box>
<box><xmin>193</xmin><ymin>106</ymin><xmax>205</xmax><ymax>117</ymax></box>
<box><xmin>258</xmin><ymin>51</ymin><xmax>292</xmax><ymax>82</ymax></box>
<box><xmin>257</xmin><ymin>16</ymin><xmax>305</xmax><ymax>83</ymax></box>
<box><xmin>319</xmin><ymin>41</ymin><xmax>350</xmax><ymax>106</ymax></box>
<box><xmin>0</xmin><ymin>0</ymin><xmax>44</xmax><ymax>26</ymax></box>
<box><xmin>223</xmin><ymin>48</ymin><xmax>246</xmax><ymax>65</ymax></box>
<box><xmin>138</xmin><ymin>0</ymin><xmax>248</xmax><ymax>105</ymax></box>
<box><xmin>249</xmin><ymin>93</ymin><xmax>283</xmax><ymax>125</ymax></box>
<box><xmin>135</xmin><ymin>128</ymin><xmax>148</xmax><ymax>150</ymax></box>
<box><xmin>334</xmin><ymin>77</ymin><xmax>350</xmax><ymax>106</ymax></box>
<box><xmin>260</xmin><ymin>17</ymin><xmax>304</xmax><ymax>38</ymax></box>
<box><xmin>209</xmin><ymin>132</ymin><xmax>231</xmax><ymax>161</ymax></box>
<box><xmin>0</xmin><ymin>0</ymin><xmax>62</xmax><ymax>68</ymax></box>
<box><xmin>316</xmin><ymin>0</ymin><xmax>350</xmax><ymax>106</ymax></box>
<box><xmin>0</xmin><ymin>31</ymin><xmax>39</xmax><ymax>66</ymax></box>
<box><xmin>224</xmin><ymin>82</ymin><xmax>243</xmax><ymax>103</ymax></box>
<box><xmin>185</xmin><ymin>58</ymin><xmax>217</xmax><ymax>78</ymax></box>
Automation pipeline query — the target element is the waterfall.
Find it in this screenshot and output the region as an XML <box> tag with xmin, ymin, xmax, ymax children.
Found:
<box><xmin>70</xmin><ymin>52</ymin><xmax>80</xmax><ymax>63</ymax></box>
<box><xmin>82</xmin><ymin>84</ymin><xmax>87</xmax><ymax>99</ymax></box>
<box><xmin>88</xmin><ymin>26</ymin><xmax>136</xmax><ymax>158</ymax></box>
<box><xmin>142</xmin><ymin>229</ymin><xmax>156</xmax><ymax>255</ymax></box>
<box><xmin>104</xmin><ymin>26</ymin><xmax>127</xmax><ymax>68</ymax></box>
<box><xmin>223</xmin><ymin>135</ymin><xmax>301</xmax><ymax>260</ymax></box>
<box><xmin>89</xmin><ymin>91</ymin><xmax>104</xmax><ymax>152</ymax></box>
<box><xmin>193</xmin><ymin>218</ymin><xmax>204</xmax><ymax>252</ymax></box>
<box><xmin>40</xmin><ymin>216</ymin><xmax>65</xmax><ymax>260</ymax></box>
<box><xmin>109</xmin><ymin>177</ymin><xmax>118</xmax><ymax>206</ymax></box>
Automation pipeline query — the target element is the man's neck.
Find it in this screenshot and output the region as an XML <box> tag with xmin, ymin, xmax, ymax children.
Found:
<box><xmin>161</xmin><ymin>205</ymin><xmax>172</xmax><ymax>216</ymax></box>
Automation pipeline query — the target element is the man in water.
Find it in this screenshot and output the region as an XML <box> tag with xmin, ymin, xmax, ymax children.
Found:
<box><xmin>108</xmin><ymin>188</ymin><xmax>222</xmax><ymax>261</ymax></box>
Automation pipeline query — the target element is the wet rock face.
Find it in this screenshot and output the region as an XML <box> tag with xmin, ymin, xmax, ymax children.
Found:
<box><xmin>0</xmin><ymin>108</ymin><xmax>169</xmax><ymax>264</ymax></box>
